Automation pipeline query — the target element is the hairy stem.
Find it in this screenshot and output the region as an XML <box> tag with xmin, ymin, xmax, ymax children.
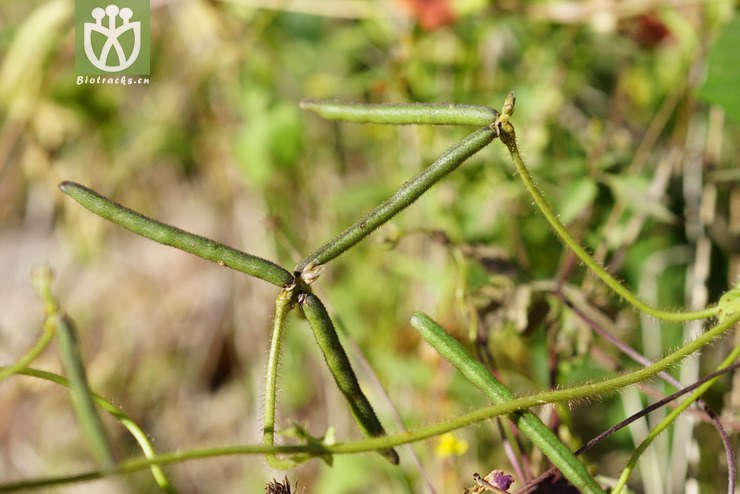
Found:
<box><xmin>516</xmin><ymin>363</ymin><xmax>740</xmax><ymax>494</ymax></box>
<box><xmin>3</xmin><ymin>310</ymin><xmax>737</xmax><ymax>492</ymax></box>
<box><xmin>612</xmin><ymin>344</ymin><xmax>740</xmax><ymax>494</ymax></box>
<box><xmin>495</xmin><ymin>94</ymin><xmax>717</xmax><ymax>322</ymax></box>
<box><xmin>262</xmin><ymin>289</ymin><xmax>303</xmax><ymax>469</ymax></box>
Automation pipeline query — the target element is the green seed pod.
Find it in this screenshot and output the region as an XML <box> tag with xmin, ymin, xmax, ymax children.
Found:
<box><xmin>295</xmin><ymin>126</ymin><xmax>496</xmax><ymax>276</ymax></box>
<box><xmin>300</xmin><ymin>100</ymin><xmax>499</xmax><ymax>126</ymax></box>
<box><xmin>410</xmin><ymin>312</ymin><xmax>605</xmax><ymax>494</ymax></box>
<box><xmin>56</xmin><ymin>312</ymin><xmax>117</xmax><ymax>472</ymax></box>
<box><xmin>59</xmin><ymin>181</ymin><xmax>294</xmax><ymax>288</ymax></box>
<box><xmin>300</xmin><ymin>292</ymin><xmax>399</xmax><ymax>465</ymax></box>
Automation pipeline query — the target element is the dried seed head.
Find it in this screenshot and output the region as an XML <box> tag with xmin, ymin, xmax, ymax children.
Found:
<box><xmin>265</xmin><ymin>476</ymin><xmax>293</xmax><ymax>494</ymax></box>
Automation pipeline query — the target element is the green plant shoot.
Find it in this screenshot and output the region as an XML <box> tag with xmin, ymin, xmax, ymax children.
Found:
<box><xmin>262</xmin><ymin>289</ymin><xmax>305</xmax><ymax>469</ymax></box>
<box><xmin>612</xmin><ymin>343</ymin><xmax>740</xmax><ymax>494</ymax></box>
<box><xmin>17</xmin><ymin>368</ymin><xmax>178</xmax><ymax>494</ymax></box>
<box><xmin>4</xmin><ymin>309</ymin><xmax>738</xmax><ymax>492</ymax></box>
<box><xmin>38</xmin><ymin>92</ymin><xmax>736</xmax><ymax>493</ymax></box>
<box><xmin>493</xmin><ymin>93</ymin><xmax>718</xmax><ymax>322</ymax></box>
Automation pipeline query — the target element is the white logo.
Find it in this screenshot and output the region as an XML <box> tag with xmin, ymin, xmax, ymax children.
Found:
<box><xmin>83</xmin><ymin>4</ymin><xmax>141</xmax><ymax>72</ymax></box>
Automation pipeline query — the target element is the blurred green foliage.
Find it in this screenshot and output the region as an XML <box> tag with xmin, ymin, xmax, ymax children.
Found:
<box><xmin>1</xmin><ymin>1</ymin><xmax>738</xmax><ymax>493</ymax></box>
<box><xmin>699</xmin><ymin>16</ymin><xmax>740</xmax><ymax>122</ymax></box>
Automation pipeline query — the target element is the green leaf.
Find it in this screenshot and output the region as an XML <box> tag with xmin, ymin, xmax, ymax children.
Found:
<box><xmin>558</xmin><ymin>177</ymin><xmax>597</xmax><ymax>224</ymax></box>
<box><xmin>268</xmin><ymin>101</ymin><xmax>303</xmax><ymax>169</ymax></box>
<box><xmin>698</xmin><ymin>16</ymin><xmax>740</xmax><ymax>122</ymax></box>
<box><xmin>233</xmin><ymin>95</ymin><xmax>304</xmax><ymax>188</ymax></box>
<box><xmin>604</xmin><ymin>174</ymin><xmax>676</xmax><ymax>223</ymax></box>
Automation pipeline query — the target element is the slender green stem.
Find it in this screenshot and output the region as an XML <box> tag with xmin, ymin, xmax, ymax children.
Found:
<box><xmin>0</xmin><ymin>317</ymin><xmax>55</xmax><ymax>382</ymax></box>
<box><xmin>11</xmin><ymin>368</ymin><xmax>178</xmax><ymax>493</ymax></box>
<box><xmin>59</xmin><ymin>181</ymin><xmax>294</xmax><ymax>288</ymax></box>
<box><xmin>611</xmin><ymin>344</ymin><xmax>740</xmax><ymax>494</ymax></box>
<box><xmin>410</xmin><ymin>312</ymin><xmax>605</xmax><ymax>494</ymax></box>
<box><xmin>494</xmin><ymin>96</ymin><xmax>718</xmax><ymax>322</ymax></box>
<box><xmin>4</xmin><ymin>311</ymin><xmax>737</xmax><ymax>493</ymax></box>
<box><xmin>262</xmin><ymin>289</ymin><xmax>303</xmax><ymax>469</ymax></box>
<box><xmin>31</xmin><ymin>266</ymin><xmax>116</xmax><ymax>472</ymax></box>
<box><xmin>299</xmin><ymin>292</ymin><xmax>399</xmax><ymax>464</ymax></box>
<box><xmin>300</xmin><ymin>100</ymin><xmax>499</xmax><ymax>126</ymax></box>
<box><xmin>312</xmin><ymin>309</ymin><xmax>737</xmax><ymax>456</ymax></box>
<box><xmin>294</xmin><ymin>126</ymin><xmax>496</xmax><ymax>275</ymax></box>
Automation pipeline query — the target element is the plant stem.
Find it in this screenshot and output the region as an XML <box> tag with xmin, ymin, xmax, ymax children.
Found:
<box><xmin>611</xmin><ymin>344</ymin><xmax>740</xmax><ymax>494</ymax></box>
<box><xmin>300</xmin><ymin>100</ymin><xmax>499</xmax><ymax>126</ymax></box>
<box><xmin>4</xmin><ymin>311</ymin><xmax>737</xmax><ymax>492</ymax></box>
<box><xmin>14</xmin><ymin>95</ymin><xmax>733</xmax><ymax>493</ymax></box>
<box><xmin>294</xmin><ymin>126</ymin><xmax>496</xmax><ymax>275</ymax></box>
<box><xmin>262</xmin><ymin>289</ymin><xmax>303</xmax><ymax>469</ymax></box>
<box><xmin>299</xmin><ymin>292</ymin><xmax>399</xmax><ymax>464</ymax></box>
<box><xmin>59</xmin><ymin>181</ymin><xmax>294</xmax><ymax>288</ymax></box>
<box><xmin>0</xmin><ymin>302</ymin><xmax>55</xmax><ymax>382</ymax></box>
<box><xmin>495</xmin><ymin>105</ymin><xmax>718</xmax><ymax>322</ymax></box>
<box><xmin>17</xmin><ymin>368</ymin><xmax>178</xmax><ymax>493</ymax></box>
<box><xmin>515</xmin><ymin>364</ymin><xmax>740</xmax><ymax>494</ymax></box>
<box><xmin>410</xmin><ymin>312</ymin><xmax>605</xmax><ymax>494</ymax></box>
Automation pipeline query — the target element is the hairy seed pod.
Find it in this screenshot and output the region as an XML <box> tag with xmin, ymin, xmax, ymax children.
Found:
<box><xmin>300</xmin><ymin>100</ymin><xmax>499</xmax><ymax>127</ymax></box>
<box><xmin>295</xmin><ymin>126</ymin><xmax>496</xmax><ymax>275</ymax></box>
<box><xmin>300</xmin><ymin>293</ymin><xmax>399</xmax><ymax>464</ymax></box>
<box><xmin>59</xmin><ymin>181</ymin><xmax>294</xmax><ymax>288</ymax></box>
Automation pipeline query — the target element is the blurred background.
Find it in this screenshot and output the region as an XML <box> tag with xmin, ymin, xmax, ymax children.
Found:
<box><xmin>0</xmin><ymin>0</ymin><xmax>738</xmax><ymax>492</ymax></box>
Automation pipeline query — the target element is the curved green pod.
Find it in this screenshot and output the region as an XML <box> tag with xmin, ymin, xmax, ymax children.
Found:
<box><xmin>59</xmin><ymin>181</ymin><xmax>294</xmax><ymax>288</ymax></box>
<box><xmin>300</xmin><ymin>292</ymin><xmax>399</xmax><ymax>465</ymax></box>
<box><xmin>294</xmin><ymin>126</ymin><xmax>496</xmax><ymax>275</ymax></box>
<box><xmin>300</xmin><ymin>99</ymin><xmax>499</xmax><ymax>126</ymax></box>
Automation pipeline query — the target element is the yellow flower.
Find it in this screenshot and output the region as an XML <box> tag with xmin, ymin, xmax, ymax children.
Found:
<box><xmin>435</xmin><ymin>433</ymin><xmax>469</xmax><ymax>458</ymax></box>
